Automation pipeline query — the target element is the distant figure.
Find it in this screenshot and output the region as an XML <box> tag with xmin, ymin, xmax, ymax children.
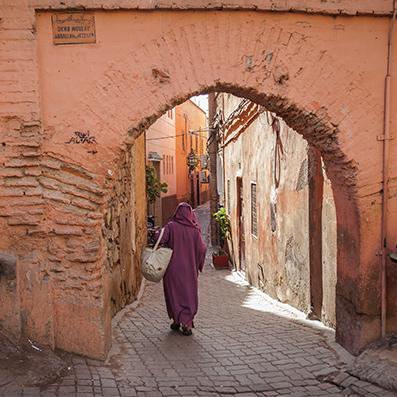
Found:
<box><xmin>159</xmin><ymin>202</ymin><xmax>207</xmax><ymax>335</ymax></box>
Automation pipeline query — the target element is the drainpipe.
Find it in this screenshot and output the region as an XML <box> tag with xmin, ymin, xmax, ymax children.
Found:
<box><xmin>208</xmin><ymin>93</ymin><xmax>219</xmax><ymax>246</ymax></box>
<box><xmin>381</xmin><ymin>0</ymin><xmax>396</xmax><ymax>338</ymax></box>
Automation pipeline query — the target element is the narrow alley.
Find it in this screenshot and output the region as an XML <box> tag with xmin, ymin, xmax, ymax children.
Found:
<box><xmin>2</xmin><ymin>3</ymin><xmax>397</xmax><ymax>396</ymax></box>
<box><xmin>1</xmin><ymin>203</ymin><xmax>394</xmax><ymax>397</ymax></box>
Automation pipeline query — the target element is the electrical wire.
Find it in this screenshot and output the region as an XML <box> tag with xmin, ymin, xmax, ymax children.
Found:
<box><xmin>219</xmin><ymin>99</ymin><xmax>251</xmax><ymax>131</ymax></box>
<box><xmin>146</xmin><ymin>133</ymin><xmax>185</xmax><ymax>141</ymax></box>
<box><xmin>146</xmin><ymin>131</ymin><xmax>209</xmax><ymax>141</ymax></box>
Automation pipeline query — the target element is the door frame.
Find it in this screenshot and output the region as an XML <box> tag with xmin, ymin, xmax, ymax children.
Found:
<box><xmin>236</xmin><ymin>176</ymin><xmax>245</xmax><ymax>272</ymax></box>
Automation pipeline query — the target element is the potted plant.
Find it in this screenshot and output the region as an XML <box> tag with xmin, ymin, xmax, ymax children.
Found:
<box><xmin>212</xmin><ymin>207</ymin><xmax>231</xmax><ymax>270</ymax></box>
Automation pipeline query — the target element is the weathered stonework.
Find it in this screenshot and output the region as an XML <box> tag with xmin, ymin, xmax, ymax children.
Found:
<box><xmin>103</xmin><ymin>141</ymin><xmax>145</xmax><ymax>317</ymax></box>
<box><xmin>220</xmin><ymin>96</ymin><xmax>337</xmax><ymax>326</ymax></box>
<box><xmin>0</xmin><ymin>2</ymin><xmax>396</xmax><ymax>358</ymax></box>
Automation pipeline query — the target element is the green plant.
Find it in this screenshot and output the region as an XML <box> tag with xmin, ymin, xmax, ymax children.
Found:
<box><xmin>212</xmin><ymin>207</ymin><xmax>231</xmax><ymax>242</ymax></box>
<box><xmin>146</xmin><ymin>165</ymin><xmax>168</xmax><ymax>204</ymax></box>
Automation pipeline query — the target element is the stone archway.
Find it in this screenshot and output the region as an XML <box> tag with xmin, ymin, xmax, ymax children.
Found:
<box><xmin>0</xmin><ymin>8</ymin><xmax>392</xmax><ymax>359</ymax></box>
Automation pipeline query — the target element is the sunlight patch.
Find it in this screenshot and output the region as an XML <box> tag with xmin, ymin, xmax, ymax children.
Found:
<box><xmin>225</xmin><ymin>272</ymin><xmax>331</xmax><ymax>332</ymax></box>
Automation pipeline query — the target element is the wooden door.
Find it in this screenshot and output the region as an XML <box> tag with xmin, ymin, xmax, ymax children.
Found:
<box><xmin>236</xmin><ymin>177</ymin><xmax>245</xmax><ymax>271</ymax></box>
<box><xmin>196</xmin><ymin>174</ymin><xmax>200</xmax><ymax>206</ymax></box>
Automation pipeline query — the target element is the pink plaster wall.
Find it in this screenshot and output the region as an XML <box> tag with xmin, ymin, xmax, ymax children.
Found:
<box><xmin>146</xmin><ymin>112</ymin><xmax>177</xmax><ymax>196</ymax></box>
<box><xmin>221</xmin><ymin>96</ymin><xmax>312</xmax><ymax>313</ymax></box>
<box><xmin>0</xmin><ymin>3</ymin><xmax>396</xmax><ymax>358</ymax></box>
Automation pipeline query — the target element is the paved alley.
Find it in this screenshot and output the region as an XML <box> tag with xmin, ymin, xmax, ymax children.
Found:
<box><xmin>1</xmin><ymin>203</ymin><xmax>395</xmax><ymax>397</ymax></box>
<box><xmin>3</xmin><ymin>5</ymin><xmax>397</xmax><ymax>396</ymax></box>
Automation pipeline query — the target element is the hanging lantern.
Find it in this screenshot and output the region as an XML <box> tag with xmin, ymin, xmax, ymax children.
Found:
<box><xmin>187</xmin><ymin>149</ymin><xmax>198</xmax><ymax>171</ymax></box>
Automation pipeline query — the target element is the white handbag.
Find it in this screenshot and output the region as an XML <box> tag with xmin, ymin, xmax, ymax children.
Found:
<box><xmin>141</xmin><ymin>228</ymin><xmax>173</xmax><ymax>282</ymax></box>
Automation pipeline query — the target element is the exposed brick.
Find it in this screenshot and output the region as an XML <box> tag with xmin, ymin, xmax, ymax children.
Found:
<box><xmin>4</xmin><ymin>158</ymin><xmax>39</xmax><ymax>168</ymax></box>
<box><xmin>52</xmin><ymin>225</ymin><xmax>84</xmax><ymax>236</ymax></box>
<box><xmin>0</xmin><ymin>1</ymin><xmax>395</xmax><ymax>362</ymax></box>
<box><xmin>4</xmin><ymin>176</ymin><xmax>39</xmax><ymax>187</ymax></box>
<box><xmin>43</xmin><ymin>190</ymin><xmax>70</xmax><ymax>204</ymax></box>
<box><xmin>0</xmin><ymin>168</ymin><xmax>24</xmax><ymax>177</ymax></box>
<box><xmin>8</xmin><ymin>215</ymin><xmax>40</xmax><ymax>226</ymax></box>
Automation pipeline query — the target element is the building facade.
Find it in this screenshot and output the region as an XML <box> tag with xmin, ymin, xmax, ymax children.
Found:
<box><xmin>217</xmin><ymin>94</ymin><xmax>337</xmax><ymax>327</ymax></box>
<box><xmin>0</xmin><ymin>2</ymin><xmax>396</xmax><ymax>358</ymax></box>
<box><xmin>145</xmin><ymin>101</ymin><xmax>209</xmax><ymax>226</ymax></box>
<box><xmin>175</xmin><ymin>100</ymin><xmax>209</xmax><ymax>209</ymax></box>
<box><xmin>145</xmin><ymin>109</ymin><xmax>177</xmax><ymax>226</ymax></box>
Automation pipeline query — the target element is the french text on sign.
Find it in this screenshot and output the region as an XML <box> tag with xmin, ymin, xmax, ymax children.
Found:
<box><xmin>52</xmin><ymin>12</ymin><xmax>96</xmax><ymax>45</ymax></box>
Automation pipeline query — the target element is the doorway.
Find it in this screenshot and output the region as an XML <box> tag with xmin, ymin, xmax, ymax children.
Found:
<box><xmin>196</xmin><ymin>174</ymin><xmax>200</xmax><ymax>207</ymax></box>
<box><xmin>236</xmin><ymin>177</ymin><xmax>245</xmax><ymax>272</ymax></box>
<box><xmin>151</xmin><ymin>161</ymin><xmax>162</xmax><ymax>226</ymax></box>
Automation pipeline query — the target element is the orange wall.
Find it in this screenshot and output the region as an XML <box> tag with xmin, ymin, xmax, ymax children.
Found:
<box><xmin>145</xmin><ymin>110</ymin><xmax>177</xmax><ymax>196</ymax></box>
<box><xmin>175</xmin><ymin>100</ymin><xmax>208</xmax><ymax>204</ymax></box>
<box><xmin>1</xmin><ymin>4</ymin><xmax>397</xmax><ymax>357</ymax></box>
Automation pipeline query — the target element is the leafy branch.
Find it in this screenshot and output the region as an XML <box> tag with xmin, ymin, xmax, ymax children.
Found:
<box><xmin>213</xmin><ymin>207</ymin><xmax>231</xmax><ymax>242</ymax></box>
<box><xmin>146</xmin><ymin>165</ymin><xmax>168</xmax><ymax>204</ymax></box>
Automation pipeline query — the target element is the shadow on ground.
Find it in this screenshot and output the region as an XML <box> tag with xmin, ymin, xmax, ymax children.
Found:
<box><xmin>0</xmin><ymin>333</ymin><xmax>67</xmax><ymax>388</ymax></box>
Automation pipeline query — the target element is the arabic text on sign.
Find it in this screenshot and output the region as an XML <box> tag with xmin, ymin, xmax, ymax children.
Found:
<box><xmin>52</xmin><ymin>12</ymin><xmax>96</xmax><ymax>45</ymax></box>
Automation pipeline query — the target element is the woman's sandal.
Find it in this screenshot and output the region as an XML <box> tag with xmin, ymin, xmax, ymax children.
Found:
<box><xmin>180</xmin><ymin>326</ymin><xmax>193</xmax><ymax>336</ymax></box>
<box><xmin>170</xmin><ymin>322</ymin><xmax>180</xmax><ymax>331</ymax></box>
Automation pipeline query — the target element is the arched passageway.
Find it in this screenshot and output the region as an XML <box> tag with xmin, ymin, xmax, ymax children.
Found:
<box><xmin>0</xmin><ymin>5</ymin><xmax>396</xmax><ymax>360</ymax></box>
<box><xmin>214</xmin><ymin>93</ymin><xmax>338</xmax><ymax>330</ymax></box>
<box><xmin>3</xmin><ymin>210</ymin><xmax>394</xmax><ymax>396</ymax></box>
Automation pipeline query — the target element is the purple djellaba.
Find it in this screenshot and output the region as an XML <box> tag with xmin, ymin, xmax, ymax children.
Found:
<box><xmin>159</xmin><ymin>202</ymin><xmax>207</xmax><ymax>335</ymax></box>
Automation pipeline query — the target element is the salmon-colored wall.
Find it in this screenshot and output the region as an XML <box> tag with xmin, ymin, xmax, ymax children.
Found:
<box><xmin>146</xmin><ymin>111</ymin><xmax>178</xmax><ymax>225</ymax></box>
<box><xmin>220</xmin><ymin>93</ymin><xmax>337</xmax><ymax>327</ymax></box>
<box><xmin>175</xmin><ymin>100</ymin><xmax>209</xmax><ymax>205</ymax></box>
<box><xmin>223</xmin><ymin>101</ymin><xmax>311</xmax><ymax>311</ymax></box>
<box><xmin>0</xmin><ymin>3</ymin><xmax>396</xmax><ymax>358</ymax></box>
<box><xmin>146</xmin><ymin>112</ymin><xmax>177</xmax><ymax>197</ymax></box>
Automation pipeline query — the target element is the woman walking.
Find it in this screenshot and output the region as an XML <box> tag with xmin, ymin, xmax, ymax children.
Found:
<box><xmin>159</xmin><ymin>202</ymin><xmax>207</xmax><ymax>335</ymax></box>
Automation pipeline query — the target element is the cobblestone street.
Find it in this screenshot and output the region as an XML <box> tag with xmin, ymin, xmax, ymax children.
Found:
<box><xmin>3</xmin><ymin>2</ymin><xmax>397</xmax><ymax>396</ymax></box>
<box><xmin>1</xmin><ymin>204</ymin><xmax>396</xmax><ymax>397</ymax></box>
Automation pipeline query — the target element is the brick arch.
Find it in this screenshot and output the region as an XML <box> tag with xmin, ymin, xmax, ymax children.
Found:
<box><xmin>5</xmin><ymin>10</ymin><xmax>386</xmax><ymax>359</ymax></box>
<box><xmin>123</xmin><ymin>82</ymin><xmax>362</xmax><ymax>349</ymax></box>
<box><xmin>130</xmin><ymin>84</ymin><xmax>357</xmax><ymax>193</ymax></box>
<box><xmin>96</xmin><ymin>13</ymin><xmax>372</xmax><ymax>352</ymax></box>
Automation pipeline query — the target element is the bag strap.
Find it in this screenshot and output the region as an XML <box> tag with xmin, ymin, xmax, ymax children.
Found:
<box><xmin>153</xmin><ymin>228</ymin><xmax>165</xmax><ymax>251</ymax></box>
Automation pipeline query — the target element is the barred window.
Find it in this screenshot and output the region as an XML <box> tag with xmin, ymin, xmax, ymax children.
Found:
<box><xmin>227</xmin><ymin>179</ymin><xmax>231</xmax><ymax>215</ymax></box>
<box><xmin>251</xmin><ymin>183</ymin><xmax>257</xmax><ymax>237</ymax></box>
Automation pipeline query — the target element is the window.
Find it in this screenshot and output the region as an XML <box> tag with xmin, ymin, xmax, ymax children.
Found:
<box><xmin>184</xmin><ymin>114</ymin><xmax>188</xmax><ymax>151</ymax></box>
<box><xmin>182</xmin><ymin>131</ymin><xmax>185</xmax><ymax>151</ymax></box>
<box><xmin>167</xmin><ymin>109</ymin><xmax>173</xmax><ymax>119</ymax></box>
<box><xmin>270</xmin><ymin>202</ymin><xmax>277</xmax><ymax>233</ymax></box>
<box><xmin>251</xmin><ymin>183</ymin><xmax>257</xmax><ymax>237</ymax></box>
<box><xmin>164</xmin><ymin>155</ymin><xmax>171</xmax><ymax>175</ymax></box>
<box><xmin>227</xmin><ymin>179</ymin><xmax>231</xmax><ymax>215</ymax></box>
